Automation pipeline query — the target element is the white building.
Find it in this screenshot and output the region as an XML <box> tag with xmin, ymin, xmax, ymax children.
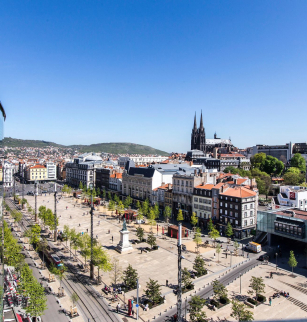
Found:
<box><xmin>118</xmin><ymin>155</ymin><xmax>169</xmax><ymax>167</ymax></box>
<box><xmin>1</xmin><ymin>162</ymin><xmax>14</xmax><ymax>187</ymax></box>
<box><xmin>46</xmin><ymin>162</ymin><xmax>57</xmax><ymax>180</ymax></box>
<box><xmin>276</xmin><ymin>186</ymin><xmax>307</xmax><ymax>211</ymax></box>
<box><xmin>109</xmin><ymin>172</ymin><xmax>123</xmax><ymax>192</ymax></box>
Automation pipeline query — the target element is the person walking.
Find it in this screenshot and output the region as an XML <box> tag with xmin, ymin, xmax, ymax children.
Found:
<box><xmin>116</xmin><ymin>303</ymin><xmax>120</xmax><ymax>313</ymax></box>
<box><xmin>269</xmin><ymin>297</ymin><xmax>272</xmax><ymax>306</ymax></box>
<box><xmin>112</xmin><ymin>236</ymin><xmax>114</xmax><ymax>243</ymax></box>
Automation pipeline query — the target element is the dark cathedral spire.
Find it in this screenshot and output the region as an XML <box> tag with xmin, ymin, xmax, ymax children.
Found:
<box><xmin>200</xmin><ymin>110</ymin><xmax>204</xmax><ymax>130</ymax></box>
<box><xmin>193</xmin><ymin>112</ymin><xmax>197</xmax><ymax>131</ymax></box>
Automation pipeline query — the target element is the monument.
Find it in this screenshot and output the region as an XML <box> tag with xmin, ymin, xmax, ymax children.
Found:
<box><xmin>116</xmin><ymin>219</ymin><xmax>133</xmax><ymax>253</ymax></box>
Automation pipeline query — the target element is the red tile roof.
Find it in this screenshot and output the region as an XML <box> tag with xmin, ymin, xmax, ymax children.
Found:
<box><xmin>220</xmin><ymin>186</ymin><xmax>257</xmax><ymax>198</ymax></box>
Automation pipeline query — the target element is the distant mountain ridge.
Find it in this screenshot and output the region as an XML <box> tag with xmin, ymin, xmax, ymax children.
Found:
<box><xmin>3</xmin><ymin>137</ymin><xmax>169</xmax><ymax>156</ymax></box>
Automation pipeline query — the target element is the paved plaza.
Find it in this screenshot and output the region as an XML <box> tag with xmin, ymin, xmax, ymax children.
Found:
<box><xmin>24</xmin><ymin>193</ymin><xmax>307</xmax><ymax>321</ymax></box>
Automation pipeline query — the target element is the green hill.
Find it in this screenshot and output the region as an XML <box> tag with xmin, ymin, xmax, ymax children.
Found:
<box><xmin>3</xmin><ymin>137</ymin><xmax>169</xmax><ymax>156</ymax></box>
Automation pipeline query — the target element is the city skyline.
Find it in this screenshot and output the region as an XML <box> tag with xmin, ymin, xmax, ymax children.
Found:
<box><xmin>1</xmin><ymin>1</ymin><xmax>307</xmax><ymax>152</ymax></box>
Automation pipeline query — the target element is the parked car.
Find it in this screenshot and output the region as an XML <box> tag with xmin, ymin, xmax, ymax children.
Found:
<box><xmin>258</xmin><ymin>255</ymin><xmax>269</xmax><ymax>261</ymax></box>
<box><xmin>27</xmin><ymin>191</ymin><xmax>34</xmax><ymax>196</ymax></box>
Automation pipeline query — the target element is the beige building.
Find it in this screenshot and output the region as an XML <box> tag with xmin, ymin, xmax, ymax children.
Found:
<box><xmin>26</xmin><ymin>164</ymin><xmax>48</xmax><ymax>182</ymax></box>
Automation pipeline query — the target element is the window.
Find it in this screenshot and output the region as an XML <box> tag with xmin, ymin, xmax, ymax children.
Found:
<box><xmin>235</xmin><ymin>212</ymin><xmax>238</xmax><ymax>218</ymax></box>
<box><xmin>250</xmin><ymin>219</ymin><xmax>253</xmax><ymax>225</ymax></box>
<box><xmin>230</xmin><ymin>204</ymin><xmax>233</xmax><ymax>209</ymax></box>
<box><xmin>220</xmin><ymin>209</ymin><xmax>222</xmax><ymax>214</ymax></box>
<box><xmin>225</xmin><ymin>203</ymin><xmax>228</xmax><ymax>208</ymax></box>
<box><xmin>235</xmin><ymin>205</ymin><xmax>238</xmax><ymax>210</ymax></box>
<box><xmin>244</xmin><ymin>212</ymin><xmax>247</xmax><ymax>218</ymax></box>
<box><xmin>225</xmin><ymin>210</ymin><xmax>228</xmax><ymax>215</ymax></box>
<box><xmin>244</xmin><ymin>220</ymin><xmax>247</xmax><ymax>226</ymax></box>
<box><xmin>230</xmin><ymin>211</ymin><xmax>233</xmax><ymax>216</ymax></box>
<box><xmin>194</xmin><ymin>197</ymin><xmax>198</xmax><ymax>202</ymax></box>
<box><xmin>235</xmin><ymin>220</ymin><xmax>238</xmax><ymax>225</ymax></box>
<box><xmin>250</xmin><ymin>211</ymin><xmax>253</xmax><ymax>216</ymax></box>
<box><xmin>220</xmin><ymin>202</ymin><xmax>223</xmax><ymax>206</ymax></box>
<box><xmin>244</xmin><ymin>205</ymin><xmax>248</xmax><ymax>210</ymax></box>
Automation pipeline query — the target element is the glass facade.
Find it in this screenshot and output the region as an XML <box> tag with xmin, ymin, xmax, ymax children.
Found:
<box><xmin>257</xmin><ymin>209</ymin><xmax>307</xmax><ymax>243</ymax></box>
<box><xmin>0</xmin><ymin>102</ymin><xmax>5</xmax><ymax>319</ymax></box>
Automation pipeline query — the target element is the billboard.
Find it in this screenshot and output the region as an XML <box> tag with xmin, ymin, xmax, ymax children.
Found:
<box><xmin>289</xmin><ymin>192</ymin><xmax>296</xmax><ymax>200</ymax></box>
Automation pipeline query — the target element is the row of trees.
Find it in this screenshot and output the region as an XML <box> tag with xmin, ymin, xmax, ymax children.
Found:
<box><xmin>3</xmin><ymin>220</ymin><xmax>47</xmax><ymax>321</ymax></box>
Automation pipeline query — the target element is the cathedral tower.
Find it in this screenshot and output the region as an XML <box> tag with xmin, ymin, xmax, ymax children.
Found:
<box><xmin>191</xmin><ymin>111</ymin><xmax>206</xmax><ymax>153</ymax></box>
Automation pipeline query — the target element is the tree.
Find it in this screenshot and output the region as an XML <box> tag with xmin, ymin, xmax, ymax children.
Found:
<box><xmin>290</xmin><ymin>153</ymin><xmax>306</xmax><ymax>173</ymax></box>
<box><xmin>212</xmin><ymin>279</ymin><xmax>228</xmax><ymax>301</ymax></box>
<box><xmin>79</xmin><ymin>181</ymin><xmax>83</xmax><ymax>190</ymax></box>
<box><xmin>136</xmin><ymin>200</ymin><xmax>141</xmax><ymax>210</ymax></box>
<box><xmin>193</xmin><ymin>227</ymin><xmax>202</xmax><ymax>252</ymax></box>
<box><xmin>102</xmin><ymin>189</ymin><xmax>106</xmax><ymax>200</ymax></box>
<box><xmin>216</xmin><ymin>244</ymin><xmax>221</xmax><ymax>263</ymax></box>
<box><xmin>123</xmin><ymin>264</ymin><xmax>138</xmax><ymax>290</ymax></box>
<box><xmin>225</xmin><ymin>222</ymin><xmax>233</xmax><ymax>241</ymax></box>
<box><xmin>80</xmin><ymin>233</ymin><xmax>91</xmax><ymax>267</ymax></box>
<box><xmin>113</xmin><ymin>194</ymin><xmax>120</xmax><ymax>205</ymax></box>
<box><xmin>137</xmin><ymin>208</ymin><xmax>144</xmax><ymax>222</ymax></box>
<box><xmin>207</xmin><ymin>218</ymin><xmax>214</xmax><ymax>232</ymax></box>
<box><xmin>63</xmin><ymin>225</ymin><xmax>70</xmax><ymax>247</ymax></box>
<box><xmin>142</xmin><ymin>199</ymin><xmax>150</xmax><ymax>216</ymax></box>
<box><xmin>25</xmin><ymin>224</ymin><xmax>41</xmax><ymax>245</ymax></box>
<box><xmin>117</xmin><ymin>200</ymin><xmax>124</xmax><ymax>215</ymax></box>
<box><xmin>153</xmin><ymin>203</ymin><xmax>160</xmax><ymax>219</ymax></box>
<box><xmin>53</xmin><ymin>264</ymin><xmax>67</xmax><ymax>287</ymax></box>
<box><xmin>70</xmin><ymin>292</ymin><xmax>79</xmax><ymax>307</ymax></box>
<box><xmin>145</xmin><ymin>279</ymin><xmax>163</xmax><ymax>305</ymax></box>
<box><xmin>92</xmin><ymin>244</ymin><xmax>112</xmax><ymax>282</ymax></box>
<box><xmin>191</xmin><ymin>212</ymin><xmax>198</xmax><ymax>230</ymax></box>
<box><xmin>97</xmin><ymin>187</ymin><xmax>101</xmax><ymax>197</ymax></box>
<box><xmin>25</xmin><ymin>280</ymin><xmax>47</xmax><ymax>321</ymax></box>
<box><xmin>147</xmin><ymin>231</ymin><xmax>156</xmax><ymax>249</ymax></box>
<box><xmin>177</xmin><ymin>209</ymin><xmax>184</xmax><ymax>222</ymax></box>
<box><xmin>71</xmin><ymin>232</ymin><xmax>82</xmax><ymax>256</ymax></box>
<box><xmin>107</xmin><ymin>191</ymin><xmax>112</xmax><ymax>201</ymax></box>
<box><xmin>284</xmin><ymin>171</ymin><xmax>305</xmax><ymax>186</ymax></box>
<box><xmin>189</xmin><ymin>295</ymin><xmax>207</xmax><ymax>322</ymax></box>
<box><xmin>21</xmin><ymin>198</ymin><xmax>27</xmax><ymax>209</ymax></box>
<box><xmin>231</xmin><ymin>299</ymin><xmax>254</xmax><ymax>322</ymax></box>
<box><xmin>136</xmin><ymin>226</ymin><xmax>144</xmax><ymax>242</ymax></box>
<box><xmin>288</xmin><ymin>250</ymin><xmax>298</xmax><ymax>275</ymax></box>
<box><xmin>36</xmin><ymin>238</ymin><xmax>48</xmax><ymax>264</ymax></box>
<box><xmin>251</xmin><ymin>153</ymin><xmax>266</xmax><ymax>170</ymax></box>
<box><xmin>147</xmin><ymin>207</ymin><xmax>156</xmax><ymax>228</ymax></box>
<box><xmin>233</xmin><ymin>241</ymin><xmax>240</xmax><ymax>256</ymax></box>
<box><xmin>110</xmin><ymin>258</ymin><xmax>123</xmax><ymax>286</ymax></box>
<box><xmin>108</xmin><ymin>200</ymin><xmax>115</xmax><ymax>211</ymax></box>
<box><xmin>224</xmin><ymin>166</ymin><xmax>239</xmax><ymax>174</ymax></box>
<box><xmin>248</xmin><ymin>276</ymin><xmax>265</xmax><ymax>299</ymax></box>
<box><xmin>182</xmin><ymin>267</ymin><xmax>193</xmax><ymax>291</ymax></box>
<box><xmin>163</xmin><ymin>206</ymin><xmax>172</xmax><ymax>224</ymax></box>
<box><xmin>208</xmin><ymin>227</ymin><xmax>220</xmax><ymax>247</ymax></box>
<box><xmin>68</xmin><ymin>228</ymin><xmax>78</xmax><ymax>258</ymax></box>
<box><xmin>123</xmin><ymin>195</ymin><xmax>133</xmax><ymax>209</ymax></box>
<box><xmin>193</xmin><ymin>254</ymin><xmax>207</xmax><ymax>277</ymax></box>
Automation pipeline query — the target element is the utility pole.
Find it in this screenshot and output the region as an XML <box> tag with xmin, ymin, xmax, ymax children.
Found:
<box><xmin>136</xmin><ymin>279</ymin><xmax>139</xmax><ymax>320</ymax></box>
<box><xmin>90</xmin><ymin>184</ymin><xmax>94</xmax><ymax>279</ymax></box>
<box><xmin>22</xmin><ymin>168</ymin><xmax>25</xmax><ymax>201</ymax></box>
<box><xmin>54</xmin><ymin>183</ymin><xmax>57</xmax><ymax>242</ymax></box>
<box><xmin>177</xmin><ymin>223</ymin><xmax>182</xmax><ymax>322</ymax></box>
<box><xmin>34</xmin><ymin>180</ymin><xmax>38</xmax><ymax>222</ymax></box>
<box><xmin>13</xmin><ymin>173</ymin><xmax>16</xmax><ymax>201</ymax></box>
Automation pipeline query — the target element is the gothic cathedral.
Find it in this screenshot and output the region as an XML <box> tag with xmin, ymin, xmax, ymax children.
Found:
<box><xmin>191</xmin><ymin>111</ymin><xmax>206</xmax><ymax>153</ymax></box>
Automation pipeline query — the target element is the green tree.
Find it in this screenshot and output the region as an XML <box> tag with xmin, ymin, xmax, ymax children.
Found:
<box><xmin>193</xmin><ymin>254</ymin><xmax>207</xmax><ymax>277</ymax></box>
<box><xmin>225</xmin><ymin>222</ymin><xmax>233</xmax><ymax>241</ymax></box>
<box><xmin>248</xmin><ymin>276</ymin><xmax>265</xmax><ymax>299</ymax></box>
<box><xmin>92</xmin><ymin>244</ymin><xmax>112</xmax><ymax>282</ymax></box>
<box><xmin>145</xmin><ymin>279</ymin><xmax>163</xmax><ymax>305</ymax></box>
<box><xmin>53</xmin><ymin>264</ymin><xmax>67</xmax><ymax>287</ymax></box>
<box><xmin>108</xmin><ymin>200</ymin><xmax>115</xmax><ymax>211</ymax></box>
<box><xmin>136</xmin><ymin>226</ymin><xmax>144</xmax><ymax>242</ymax></box>
<box><xmin>224</xmin><ymin>166</ymin><xmax>239</xmax><ymax>174</ymax></box>
<box><xmin>124</xmin><ymin>195</ymin><xmax>133</xmax><ymax>209</ymax></box>
<box><xmin>177</xmin><ymin>209</ymin><xmax>184</xmax><ymax>222</ymax></box>
<box><xmin>80</xmin><ymin>233</ymin><xmax>91</xmax><ymax>267</ymax></box>
<box><xmin>63</xmin><ymin>225</ymin><xmax>70</xmax><ymax>246</ymax></box>
<box><xmin>163</xmin><ymin>206</ymin><xmax>172</xmax><ymax>224</ymax></box>
<box><xmin>113</xmin><ymin>194</ymin><xmax>120</xmax><ymax>205</ymax></box>
<box><xmin>117</xmin><ymin>200</ymin><xmax>124</xmax><ymax>215</ymax></box>
<box><xmin>189</xmin><ymin>295</ymin><xmax>207</xmax><ymax>322</ymax></box>
<box><xmin>136</xmin><ymin>200</ymin><xmax>141</xmax><ymax>210</ymax></box>
<box><xmin>142</xmin><ymin>199</ymin><xmax>150</xmax><ymax>216</ymax></box>
<box><xmin>153</xmin><ymin>203</ymin><xmax>160</xmax><ymax>219</ymax></box>
<box><xmin>251</xmin><ymin>153</ymin><xmax>266</xmax><ymax>170</ymax></box>
<box><xmin>137</xmin><ymin>208</ymin><xmax>144</xmax><ymax>222</ymax></box>
<box><xmin>234</xmin><ymin>241</ymin><xmax>240</xmax><ymax>256</ymax></box>
<box><xmin>207</xmin><ymin>218</ymin><xmax>214</xmax><ymax>232</ymax></box>
<box><xmin>231</xmin><ymin>299</ymin><xmax>254</xmax><ymax>322</ymax></box>
<box><xmin>79</xmin><ymin>181</ymin><xmax>83</xmax><ymax>190</ymax></box>
<box><xmin>21</xmin><ymin>198</ymin><xmax>28</xmax><ymax>209</ymax></box>
<box><xmin>284</xmin><ymin>171</ymin><xmax>305</xmax><ymax>186</ymax></box>
<box><xmin>123</xmin><ymin>264</ymin><xmax>138</xmax><ymax>291</ymax></box>
<box><xmin>193</xmin><ymin>227</ymin><xmax>202</xmax><ymax>252</ymax></box>
<box><xmin>182</xmin><ymin>267</ymin><xmax>193</xmax><ymax>291</ymax></box>
<box><xmin>70</xmin><ymin>292</ymin><xmax>79</xmax><ymax>307</ymax></box>
<box><xmin>191</xmin><ymin>212</ymin><xmax>198</xmax><ymax>229</ymax></box>
<box><xmin>25</xmin><ymin>280</ymin><xmax>47</xmax><ymax>321</ymax></box>
<box><xmin>212</xmin><ymin>279</ymin><xmax>228</xmax><ymax>301</ymax></box>
<box><xmin>288</xmin><ymin>250</ymin><xmax>298</xmax><ymax>275</ymax></box>
<box><xmin>107</xmin><ymin>191</ymin><xmax>112</xmax><ymax>201</ymax></box>
<box><xmin>208</xmin><ymin>227</ymin><xmax>220</xmax><ymax>247</ymax></box>
<box><xmin>290</xmin><ymin>153</ymin><xmax>306</xmax><ymax>173</ymax></box>
<box><xmin>147</xmin><ymin>231</ymin><xmax>156</xmax><ymax>249</ymax></box>
<box><xmin>25</xmin><ymin>224</ymin><xmax>41</xmax><ymax>245</ymax></box>
<box><xmin>102</xmin><ymin>189</ymin><xmax>106</xmax><ymax>199</ymax></box>
<box><xmin>216</xmin><ymin>244</ymin><xmax>221</xmax><ymax>263</ymax></box>
<box><xmin>36</xmin><ymin>238</ymin><xmax>48</xmax><ymax>264</ymax></box>
<box><xmin>147</xmin><ymin>207</ymin><xmax>156</xmax><ymax>228</ymax></box>
<box><xmin>97</xmin><ymin>187</ymin><xmax>101</xmax><ymax>197</ymax></box>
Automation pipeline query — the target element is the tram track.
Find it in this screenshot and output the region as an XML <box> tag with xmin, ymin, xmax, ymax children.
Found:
<box><xmin>5</xmin><ymin>197</ymin><xmax>120</xmax><ymax>322</ymax></box>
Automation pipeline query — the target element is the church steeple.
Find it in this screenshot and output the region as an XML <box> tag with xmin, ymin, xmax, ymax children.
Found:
<box><xmin>193</xmin><ymin>112</ymin><xmax>197</xmax><ymax>131</ymax></box>
<box><xmin>200</xmin><ymin>110</ymin><xmax>204</xmax><ymax>130</ymax></box>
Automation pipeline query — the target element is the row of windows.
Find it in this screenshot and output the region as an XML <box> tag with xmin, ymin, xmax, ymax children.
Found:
<box><xmin>174</xmin><ymin>180</ymin><xmax>192</xmax><ymax>186</ymax></box>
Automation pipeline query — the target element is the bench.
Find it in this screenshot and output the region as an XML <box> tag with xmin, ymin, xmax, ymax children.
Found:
<box><xmin>244</xmin><ymin>301</ymin><xmax>254</xmax><ymax>308</ymax></box>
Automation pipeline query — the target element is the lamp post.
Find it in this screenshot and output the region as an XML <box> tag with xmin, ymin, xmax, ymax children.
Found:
<box><xmin>230</xmin><ymin>251</ymin><xmax>233</xmax><ymax>267</ymax></box>
<box><xmin>177</xmin><ymin>223</ymin><xmax>183</xmax><ymax>322</ymax></box>
<box><xmin>89</xmin><ymin>183</ymin><xmax>94</xmax><ymax>279</ymax></box>
<box><xmin>275</xmin><ymin>253</ymin><xmax>278</xmax><ymax>271</ymax></box>
<box><xmin>34</xmin><ymin>180</ymin><xmax>38</xmax><ymax>222</ymax></box>
<box><xmin>53</xmin><ymin>183</ymin><xmax>58</xmax><ymax>242</ymax></box>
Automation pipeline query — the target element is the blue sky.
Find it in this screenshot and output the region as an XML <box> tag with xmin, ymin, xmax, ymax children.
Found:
<box><xmin>1</xmin><ymin>1</ymin><xmax>307</xmax><ymax>153</ymax></box>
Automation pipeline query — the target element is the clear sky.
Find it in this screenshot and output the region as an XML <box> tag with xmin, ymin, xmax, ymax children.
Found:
<box><xmin>1</xmin><ymin>1</ymin><xmax>307</xmax><ymax>153</ymax></box>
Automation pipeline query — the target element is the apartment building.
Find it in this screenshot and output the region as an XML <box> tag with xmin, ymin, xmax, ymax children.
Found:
<box><xmin>26</xmin><ymin>164</ymin><xmax>48</xmax><ymax>182</ymax></box>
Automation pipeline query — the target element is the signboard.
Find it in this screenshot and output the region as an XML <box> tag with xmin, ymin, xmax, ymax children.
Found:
<box><xmin>289</xmin><ymin>192</ymin><xmax>296</xmax><ymax>200</ymax></box>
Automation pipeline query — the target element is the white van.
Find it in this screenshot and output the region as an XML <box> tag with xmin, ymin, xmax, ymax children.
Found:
<box><xmin>245</xmin><ymin>242</ymin><xmax>262</xmax><ymax>253</ymax></box>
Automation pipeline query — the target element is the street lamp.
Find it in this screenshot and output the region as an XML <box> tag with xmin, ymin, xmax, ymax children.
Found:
<box><xmin>89</xmin><ymin>183</ymin><xmax>94</xmax><ymax>279</ymax></box>
<box><xmin>275</xmin><ymin>253</ymin><xmax>278</xmax><ymax>271</ymax></box>
<box><xmin>53</xmin><ymin>183</ymin><xmax>58</xmax><ymax>242</ymax></box>
<box><xmin>230</xmin><ymin>251</ymin><xmax>233</xmax><ymax>267</ymax></box>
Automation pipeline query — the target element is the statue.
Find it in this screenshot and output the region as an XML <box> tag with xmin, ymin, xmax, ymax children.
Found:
<box><xmin>122</xmin><ymin>218</ymin><xmax>127</xmax><ymax>231</ymax></box>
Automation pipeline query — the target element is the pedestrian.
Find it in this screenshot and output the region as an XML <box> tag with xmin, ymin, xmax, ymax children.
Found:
<box><xmin>96</xmin><ymin>234</ymin><xmax>98</xmax><ymax>239</ymax></box>
<box><xmin>87</xmin><ymin>228</ymin><xmax>88</xmax><ymax>233</ymax></box>
<box><xmin>269</xmin><ymin>297</ymin><xmax>272</xmax><ymax>306</ymax></box>
<box><xmin>116</xmin><ymin>303</ymin><xmax>119</xmax><ymax>313</ymax></box>
<box><xmin>112</xmin><ymin>236</ymin><xmax>114</xmax><ymax>243</ymax></box>
<box><xmin>141</xmin><ymin>248</ymin><xmax>143</xmax><ymax>254</ymax></box>
<box><xmin>132</xmin><ymin>308</ymin><xmax>135</xmax><ymax>317</ymax></box>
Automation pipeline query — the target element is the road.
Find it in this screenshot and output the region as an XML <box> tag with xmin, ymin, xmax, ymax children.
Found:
<box><xmin>6</xmin><ymin>198</ymin><xmax>121</xmax><ymax>322</ymax></box>
<box><xmin>155</xmin><ymin>258</ymin><xmax>260</xmax><ymax>322</ymax></box>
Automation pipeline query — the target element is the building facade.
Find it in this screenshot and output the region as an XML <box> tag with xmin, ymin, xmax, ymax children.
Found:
<box><xmin>26</xmin><ymin>164</ymin><xmax>48</xmax><ymax>182</ymax></box>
